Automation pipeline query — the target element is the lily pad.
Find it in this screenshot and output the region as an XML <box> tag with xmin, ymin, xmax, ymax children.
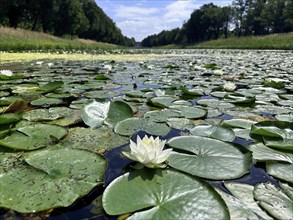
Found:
<box><xmin>114</xmin><ymin>117</ymin><xmax>171</xmax><ymax>137</ymax></box>
<box><xmin>38</xmin><ymin>81</ymin><xmax>64</xmax><ymax>93</ymax></box>
<box><xmin>144</xmin><ymin>109</ymin><xmax>181</xmax><ymax>122</ymax></box>
<box><xmin>221</xmin><ymin>119</ymin><xmax>256</xmax><ymax>129</ymax></box>
<box><xmin>106</xmin><ymin>100</ymin><xmax>133</xmax><ymax>126</ymax></box>
<box><xmin>149</xmin><ymin>96</ymin><xmax>176</xmax><ymax>108</ymax></box>
<box><xmin>166</xmin><ymin>118</ymin><xmax>195</xmax><ymax>130</ymax></box>
<box><xmin>167</xmin><ymin>136</ymin><xmax>252</xmax><ymax>179</ymax></box>
<box><xmin>170</xmin><ymin>106</ymin><xmax>207</xmax><ymax>119</ymax></box>
<box><xmin>63</xmin><ymin>127</ymin><xmax>128</xmax><ymax>153</ymax></box>
<box><xmin>31</xmin><ymin>97</ymin><xmax>63</xmax><ymax>106</ymax></box>
<box><xmin>0</xmin><ymin>148</ymin><xmax>106</xmax><ymax>213</ymax></box>
<box><xmin>250</xmin><ymin>121</ymin><xmax>293</xmax><ymax>150</ymax></box>
<box><xmin>22</xmin><ymin>107</ymin><xmax>75</xmax><ymax>121</ymax></box>
<box><xmin>216</xmin><ymin>182</ymin><xmax>273</xmax><ymax>220</ymax></box>
<box><xmin>102</xmin><ymin>168</ymin><xmax>229</xmax><ymax>219</ymax></box>
<box><xmin>0</xmin><ymin>123</ymin><xmax>68</xmax><ymax>151</ymax></box>
<box><xmin>254</xmin><ymin>182</ymin><xmax>293</xmax><ymax>219</ymax></box>
<box><xmin>0</xmin><ymin>112</ymin><xmax>22</xmax><ymax>125</ymax></box>
<box><xmin>266</xmin><ymin>162</ymin><xmax>293</xmax><ymax>183</ymax></box>
<box><xmin>95</xmin><ymin>74</ymin><xmax>110</xmax><ymax>80</ymax></box>
<box><xmin>190</xmin><ymin>124</ymin><xmax>235</xmax><ymax>142</ymax></box>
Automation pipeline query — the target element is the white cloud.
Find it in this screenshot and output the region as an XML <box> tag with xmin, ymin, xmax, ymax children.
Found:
<box><xmin>164</xmin><ymin>0</ymin><xmax>200</xmax><ymax>23</ymax></box>
<box><xmin>115</xmin><ymin>5</ymin><xmax>159</xmax><ymax>19</ymax></box>
<box><xmin>110</xmin><ymin>0</ymin><xmax>232</xmax><ymax>41</ymax></box>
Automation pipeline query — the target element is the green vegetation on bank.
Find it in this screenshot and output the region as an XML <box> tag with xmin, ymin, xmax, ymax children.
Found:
<box><xmin>0</xmin><ymin>0</ymin><xmax>135</xmax><ymax>46</ymax></box>
<box><xmin>187</xmin><ymin>32</ymin><xmax>293</xmax><ymax>50</ymax></box>
<box><xmin>142</xmin><ymin>0</ymin><xmax>293</xmax><ymax>47</ymax></box>
<box><xmin>0</xmin><ymin>27</ymin><xmax>121</xmax><ymax>51</ymax></box>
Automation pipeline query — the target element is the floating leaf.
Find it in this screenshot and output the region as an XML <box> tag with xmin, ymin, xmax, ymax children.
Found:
<box><xmin>254</xmin><ymin>182</ymin><xmax>293</xmax><ymax>219</ymax></box>
<box><xmin>266</xmin><ymin>162</ymin><xmax>293</xmax><ymax>183</ymax></box>
<box><xmin>0</xmin><ymin>123</ymin><xmax>68</xmax><ymax>151</ymax></box>
<box><xmin>216</xmin><ymin>182</ymin><xmax>273</xmax><ymax>220</ymax></box>
<box><xmin>106</xmin><ymin>100</ymin><xmax>133</xmax><ymax>126</ymax></box>
<box><xmin>144</xmin><ymin>109</ymin><xmax>181</xmax><ymax>122</ymax></box>
<box><xmin>179</xmin><ymin>86</ymin><xmax>204</xmax><ymax>96</ymax></box>
<box><xmin>114</xmin><ymin>117</ymin><xmax>171</xmax><ymax>137</ymax></box>
<box><xmin>102</xmin><ymin>168</ymin><xmax>229</xmax><ymax>219</ymax></box>
<box><xmin>170</xmin><ymin>106</ymin><xmax>207</xmax><ymax>119</ymax></box>
<box><xmin>22</xmin><ymin>107</ymin><xmax>75</xmax><ymax>121</ymax></box>
<box><xmin>0</xmin><ymin>113</ymin><xmax>22</xmax><ymax>125</ymax></box>
<box><xmin>95</xmin><ymin>74</ymin><xmax>110</xmax><ymax>80</ymax></box>
<box><xmin>190</xmin><ymin>124</ymin><xmax>235</xmax><ymax>142</ymax></box>
<box><xmin>149</xmin><ymin>96</ymin><xmax>176</xmax><ymax>108</ymax></box>
<box><xmin>166</xmin><ymin>118</ymin><xmax>194</xmax><ymax>130</ymax></box>
<box><xmin>167</xmin><ymin>136</ymin><xmax>251</xmax><ymax>179</ymax></box>
<box><xmin>221</xmin><ymin>119</ymin><xmax>256</xmax><ymax>129</ymax></box>
<box><xmin>63</xmin><ymin>127</ymin><xmax>128</xmax><ymax>153</ymax></box>
<box><xmin>31</xmin><ymin>97</ymin><xmax>63</xmax><ymax>106</ymax></box>
<box><xmin>0</xmin><ymin>148</ymin><xmax>106</xmax><ymax>213</ymax></box>
<box><xmin>250</xmin><ymin>121</ymin><xmax>293</xmax><ymax>150</ymax></box>
<box><xmin>38</xmin><ymin>81</ymin><xmax>64</xmax><ymax>93</ymax></box>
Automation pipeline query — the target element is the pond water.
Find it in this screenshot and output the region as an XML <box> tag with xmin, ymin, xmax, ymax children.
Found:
<box><xmin>0</xmin><ymin>49</ymin><xmax>292</xmax><ymax>219</ymax></box>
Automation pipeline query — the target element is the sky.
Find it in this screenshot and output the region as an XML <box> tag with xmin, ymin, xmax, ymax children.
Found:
<box><xmin>95</xmin><ymin>0</ymin><xmax>233</xmax><ymax>41</ymax></box>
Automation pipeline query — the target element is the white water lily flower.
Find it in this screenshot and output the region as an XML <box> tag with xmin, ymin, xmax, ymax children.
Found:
<box><xmin>223</xmin><ymin>82</ymin><xmax>236</xmax><ymax>92</ymax></box>
<box><xmin>154</xmin><ymin>89</ymin><xmax>165</xmax><ymax>97</ymax></box>
<box><xmin>81</xmin><ymin>100</ymin><xmax>111</xmax><ymax>128</ymax></box>
<box><xmin>213</xmin><ymin>69</ymin><xmax>223</xmax><ymax>75</ymax></box>
<box><xmin>103</xmin><ymin>64</ymin><xmax>112</xmax><ymax>72</ymax></box>
<box><xmin>122</xmin><ymin>135</ymin><xmax>172</xmax><ymax>168</ymax></box>
<box><xmin>36</xmin><ymin>61</ymin><xmax>43</xmax><ymax>65</ymax></box>
<box><xmin>48</xmin><ymin>63</ymin><xmax>54</xmax><ymax>67</ymax></box>
<box><xmin>0</xmin><ymin>70</ymin><xmax>13</xmax><ymax>76</ymax></box>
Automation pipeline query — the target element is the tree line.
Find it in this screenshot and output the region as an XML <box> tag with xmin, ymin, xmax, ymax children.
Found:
<box><xmin>141</xmin><ymin>0</ymin><xmax>293</xmax><ymax>47</ymax></box>
<box><xmin>0</xmin><ymin>0</ymin><xmax>136</xmax><ymax>46</ymax></box>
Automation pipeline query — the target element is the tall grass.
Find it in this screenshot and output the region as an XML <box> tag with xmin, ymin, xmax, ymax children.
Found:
<box><xmin>0</xmin><ymin>26</ymin><xmax>121</xmax><ymax>51</ymax></box>
<box><xmin>187</xmin><ymin>32</ymin><xmax>293</xmax><ymax>50</ymax></box>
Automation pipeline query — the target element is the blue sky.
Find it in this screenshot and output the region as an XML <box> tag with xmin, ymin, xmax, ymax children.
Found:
<box><xmin>95</xmin><ymin>0</ymin><xmax>232</xmax><ymax>41</ymax></box>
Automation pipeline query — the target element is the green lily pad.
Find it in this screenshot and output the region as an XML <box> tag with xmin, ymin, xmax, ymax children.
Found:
<box><xmin>114</xmin><ymin>117</ymin><xmax>171</xmax><ymax>137</ymax></box>
<box><xmin>0</xmin><ymin>123</ymin><xmax>68</xmax><ymax>151</ymax></box>
<box><xmin>31</xmin><ymin>97</ymin><xmax>63</xmax><ymax>106</ymax></box>
<box><xmin>166</xmin><ymin>118</ymin><xmax>195</xmax><ymax>130</ymax></box>
<box><xmin>0</xmin><ymin>97</ymin><xmax>23</xmax><ymax>106</ymax></box>
<box><xmin>149</xmin><ymin>96</ymin><xmax>176</xmax><ymax>108</ymax></box>
<box><xmin>102</xmin><ymin>168</ymin><xmax>229</xmax><ymax>219</ymax></box>
<box><xmin>254</xmin><ymin>182</ymin><xmax>293</xmax><ymax>219</ymax></box>
<box><xmin>197</xmin><ymin>99</ymin><xmax>235</xmax><ymax>109</ymax></box>
<box><xmin>247</xmin><ymin>143</ymin><xmax>293</xmax><ymax>163</ymax></box>
<box><xmin>144</xmin><ymin>109</ymin><xmax>181</xmax><ymax>122</ymax></box>
<box><xmin>106</xmin><ymin>100</ymin><xmax>133</xmax><ymax>126</ymax></box>
<box><xmin>266</xmin><ymin>162</ymin><xmax>293</xmax><ymax>183</ymax></box>
<box><xmin>38</xmin><ymin>81</ymin><xmax>64</xmax><ymax>93</ymax></box>
<box><xmin>216</xmin><ymin>182</ymin><xmax>273</xmax><ymax>220</ymax></box>
<box><xmin>0</xmin><ymin>148</ymin><xmax>106</xmax><ymax>213</ymax></box>
<box><xmin>190</xmin><ymin>125</ymin><xmax>235</xmax><ymax>142</ymax></box>
<box><xmin>221</xmin><ymin>119</ymin><xmax>256</xmax><ymax>129</ymax></box>
<box><xmin>0</xmin><ymin>112</ymin><xmax>22</xmax><ymax>125</ymax></box>
<box><xmin>95</xmin><ymin>74</ymin><xmax>110</xmax><ymax>80</ymax></box>
<box><xmin>250</xmin><ymin>121</ymin><xmax>293</xmax><ymax>150</ymax></box>
<box><xmin>22</xmin><ymin>107</ymin><xmax>75</xmax><ymax>121</ymax></box>
<box><xmin>180</xmin><ymin>86</ymin><xmax>204</xmax><ymax>96</ymax></box>
<box><xmin>170</xmin><ymin>106</ymin><xmax>207</xmax><ymax>119</ymax></box>
<box><xmin>63</xmin><ymin>127</ymin><xmax>128</xmax><ymax>153</ymax></box>
<box><xmin>167</xmin><ymin>136</ymin><xmax>252</xmax><ymax>179</ymax></box>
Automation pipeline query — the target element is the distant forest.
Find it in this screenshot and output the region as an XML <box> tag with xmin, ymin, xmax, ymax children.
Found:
<box><xmin>142</xmin><ymin>0</ymin><xmax>293</xmax><ymax>47</ymax></box>
<box><xmin>0</xmin><ymin>0</ymin><xmax>136</xmax><ymax>46</ymax></box>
